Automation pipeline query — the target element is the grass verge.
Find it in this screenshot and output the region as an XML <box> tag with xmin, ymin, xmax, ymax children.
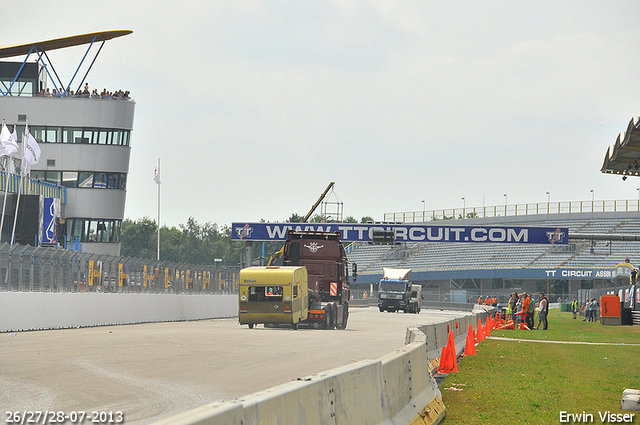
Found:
<box><xmin>440</xmin><ymin>309</ymin><xmax>640</xmax><ymax>424</ymax></box>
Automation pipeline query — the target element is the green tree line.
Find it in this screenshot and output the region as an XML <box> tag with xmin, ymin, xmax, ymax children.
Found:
<box><xmin>121</xmin><ymin>214</ymin><xmax>374</xmax><ymax>266</ymax></box>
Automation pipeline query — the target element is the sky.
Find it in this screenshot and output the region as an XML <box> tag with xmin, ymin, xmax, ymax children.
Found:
<box><xmin>3</xmin><ymin>1</ymin><xmax>640</xmax><ymax>228</ymax></box>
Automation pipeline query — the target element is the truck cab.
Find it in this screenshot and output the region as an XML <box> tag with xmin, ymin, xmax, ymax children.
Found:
<box><xmin>377</xmin><ymin>267</ymin><xmax>420</xmax><ymax>314</ymax></box>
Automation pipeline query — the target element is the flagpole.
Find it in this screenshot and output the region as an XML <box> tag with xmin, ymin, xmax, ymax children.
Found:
<box><xmin>0</xmin><ymin>166</ymin><xmax>7</xmax><ymax>241</ymax></box>
<box><xmin>11</xmin><ymin>119</ymin><xmax>27</xmax><ymax>245</ymax></box>
<box><xmin>0</xmin><ymin>119</ymin><xmax>9</xmax><ymax>241</ymax></box>
<box><xmin>156</xmin><ymin>158</ymin><xmax>161</xmax><ymax>260</ymax></box>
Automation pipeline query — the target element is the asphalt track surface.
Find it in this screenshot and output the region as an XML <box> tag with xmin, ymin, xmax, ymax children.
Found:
<box><xmin>1</xmin><ymin>306</ymin><xmax>470</xmax><ymax>424</ymax></box>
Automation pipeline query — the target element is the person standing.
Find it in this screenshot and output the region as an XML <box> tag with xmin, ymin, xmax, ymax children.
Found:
<box><xmin>521</xmin><ymin>292</ymin><xmax>531</xmax><ymax>328</ymax></box>
<box><xmin>507</xmin><ymin>292</ymin><xmax>516</xmax><ymax>320</ymax></box>
<box><xmin>588</xmin><ymin>298</ymin><xmax>596</xmax><ymax>322</ymax></box>
<box><xmin>527</xmin><ymin>294</ymin><xmax>536</xmax><ymax>329</ymax></box>
<box><xmin>571</xmin><ymin>299</ymin><xmax>578</xmax><ymax>319</ymax></box>
<box><xmin>536</xmin><ymin>294</ymin><xmax>548</xmax><ymax>330</ymax></box>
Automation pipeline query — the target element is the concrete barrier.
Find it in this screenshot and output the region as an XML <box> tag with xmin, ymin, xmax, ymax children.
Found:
<box><xmin>0</xmin><ymin>292</ymin><xmax>237</xmax><ymax>332</ymax></box>
<box><xmin>154</xmin><ymin>309</ymin><xmax>492</xmax><ymax>425</ymax></box>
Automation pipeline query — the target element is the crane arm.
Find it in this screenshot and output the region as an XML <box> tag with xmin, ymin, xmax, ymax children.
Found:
<box><xmin>303</xmin><ymin>182</ymin><xmax>335</xmax><ymax>222</ymax></box>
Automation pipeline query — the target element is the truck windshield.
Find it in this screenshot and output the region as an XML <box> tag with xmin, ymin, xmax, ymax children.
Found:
<box><xmin>379</xmin><ymin>281</ymin><xmax>406</xmax><ymax>292</ymax></box>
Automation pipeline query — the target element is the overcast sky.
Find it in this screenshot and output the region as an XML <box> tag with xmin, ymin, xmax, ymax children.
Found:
<box><xmin>4</xmin><ymin>1</ymin><xmax>640</xmax><ymax>227</ymax></box>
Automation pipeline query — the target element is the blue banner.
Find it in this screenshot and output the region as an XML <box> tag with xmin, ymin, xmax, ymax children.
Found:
<box><xmin>42</xmin><ymin>197</ymin><xmax>59</xmax><ymax>244</ymax></box>
<box><xmin>231</xmin><ymin>222</ymin><xmax>568</xmax><ymax>244</ymax></box>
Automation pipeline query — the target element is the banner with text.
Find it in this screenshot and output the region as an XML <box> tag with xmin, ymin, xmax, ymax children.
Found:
<box><xmin>231</xmin><ymin>223</ymin><xmax>568</xmax><ymax>244</ymax></box>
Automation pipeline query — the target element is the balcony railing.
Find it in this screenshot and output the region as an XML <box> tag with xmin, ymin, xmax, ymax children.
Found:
<box><xmin>0</xmin><ymin>171</ymin><xmax>67</xmax><ymax>204</ymax></box>
<box><xmin>384</xmin><ymin>200</ymin><xmax>640</xmax><ymax>223</ymax></box>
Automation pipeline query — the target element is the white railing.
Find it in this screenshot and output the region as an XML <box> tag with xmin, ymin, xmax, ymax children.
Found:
<box><xmin>384</xmin><ymin>199</ymin><xmax>640</xmax><ymax>223</ymax></box>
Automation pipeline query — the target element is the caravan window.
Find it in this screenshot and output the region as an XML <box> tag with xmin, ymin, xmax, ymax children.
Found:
<box><xmin>248</xmin><ymin>286</ymin><xmax>283</xmax><ymax>302</ymax></box>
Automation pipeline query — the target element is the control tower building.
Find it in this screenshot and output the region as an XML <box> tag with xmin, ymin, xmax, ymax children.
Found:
<box><xmin>0</xmin><ymin>31</ymin><xmax>134</xmax><ymax>255</ymax></box>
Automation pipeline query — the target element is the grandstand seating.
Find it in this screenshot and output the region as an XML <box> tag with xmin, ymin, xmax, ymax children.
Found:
<box><xmin>346</xmin><ymin>214</ymin><xmax>640</xmax><ymax>277</ymax></box>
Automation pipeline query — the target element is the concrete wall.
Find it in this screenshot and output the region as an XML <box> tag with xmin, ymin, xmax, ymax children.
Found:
<box><xmin>0</xmin><ymin>293</ymin><xmax>237</xmax><ymax>332</ymax></box>
<box><xmin>154</xmin><ymin>308</ymin><xmax>491</xmax><ymax>425</ymax></box>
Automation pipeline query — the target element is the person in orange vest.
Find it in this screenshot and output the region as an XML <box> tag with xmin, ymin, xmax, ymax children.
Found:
<box><xmin>492</xmin><ymin>296</ymin><xmax>497</xmax><ymax>307</ymax></box>
<box><xmin>478</xmin><ymin>296</ymin><xmax>483</xmax><ymax>305</ymax></box>
<box><xmin>485</xmin><ymin>297</ymin><xmax>491</xmax><ymax>306</ymax></box>
<box><xmin>521</xmin><ymin>292</ymin><xmax>531</xmax><ymax>325</ymax></box>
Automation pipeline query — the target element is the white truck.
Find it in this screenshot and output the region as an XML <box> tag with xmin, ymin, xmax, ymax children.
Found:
<box><xmin>377</xmin><ymin>268</ymin><xmax>421</xmax><ymax>313</ymax></box>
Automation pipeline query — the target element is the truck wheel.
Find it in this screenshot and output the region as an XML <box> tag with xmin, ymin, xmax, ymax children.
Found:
<box><xmin>336</xmin><ymin>302</ymin><xmax>349</xmax><ymax>330</ymax></box>
<box><xmin>323</xmin><ymin>308</ymin><xmax>333</xmax><ymax>330</ymax></box>
<box><xmin>248</xmin><ymin>324</ymin><xmax>254</xmax><ymax>329</ymax></box>
<box><xmin>379</xmin><ymin>307</ymin><xmax>384</xmax><ymax>312</ymax></box>
<box><xmin>331</xmin><ymin>304</ymin><xmax>338</xmax><ymax>329</ymax></box>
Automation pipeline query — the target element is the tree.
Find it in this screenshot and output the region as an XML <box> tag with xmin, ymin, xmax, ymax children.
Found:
<box><xmin>360</xmin><ymin>216</ymin><xmax>374</xmax><ymax>223</ymax></box>
<box><xmin>309</xmin><ymin>214</ymin><xmax>326</xmax><ymax>223</ymax></box>
<box><xmin>343</xmin><ymin>216</ymin><xmax>358</xmax><ymax>223</ymax></box>
<box><xmin>287</xmin><ymin>213</ymin><xmax>304</xmax><ymax>223</ymax></box>
<box><xmin>121</xmin><ymin>217</ymin><xmax>157</xmax><ymax>259</ymax></box>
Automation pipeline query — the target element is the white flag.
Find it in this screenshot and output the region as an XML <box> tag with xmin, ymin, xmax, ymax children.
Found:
<box><xmin>11</xmin><ymin>125</ymin><xmax>17</xmax><ymax>145</ymax></box>
<box><xmin>0</xmin><ymin>123</ymin><xmax>19</xmax><ymax>157</ymax></box>
<box><xmin>21</xmin><ymin>127</ymin><xmax>41</xmax><ymax>175</ymax></box>
<box><xmin>153</xmin><ymin>165</ymin><xmax>161</xmax><ymax>184</ymax></box>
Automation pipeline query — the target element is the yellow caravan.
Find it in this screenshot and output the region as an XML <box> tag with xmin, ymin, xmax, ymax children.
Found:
<box><xmin>239</xmin><ymin>266</ymin><xmax>309</xmax><ymax>330</ymax></box>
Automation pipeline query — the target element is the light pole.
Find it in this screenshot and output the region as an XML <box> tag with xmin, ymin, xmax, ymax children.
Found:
<box><xmin>503</xmin><ymin>193</ymin><xmax>507</xmax><ymax>215</ymax></box>
<box><xmin>590</xmin><ymin>189</ymin><xmax>594</xmax><ymax>212</ymax></box>
<box><xmin>636</xmin><ymin>187</ymin><xmax>639</xmax><ymax>200</ymax></box>
<box><xmin>461</xmin><ymin>197</ymin><xmax>466</xmax><ymax>219</ymax></box>
<box><xmin>421</xmin><ymin>200</ymin><xmax>425</xmax><ymax>221</ymax></box>
<box><xmin>546</xmin><ymin>191</ymin><xmax>550</xmax><ymax>203</ymax></box>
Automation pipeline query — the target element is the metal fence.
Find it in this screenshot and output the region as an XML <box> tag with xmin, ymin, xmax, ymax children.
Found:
<box><xmin>385</xmin><ymin>199</ymin><xmax>640</xmax><ymax>223</ymax></box>
<box><xmin>0</xmin><ymin>242</ymin><xmax>240</xmax><ymax>294</ymax></box>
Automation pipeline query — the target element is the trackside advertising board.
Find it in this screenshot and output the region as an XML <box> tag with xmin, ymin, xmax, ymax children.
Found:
<box><xmin>231</xmin><ymin>223</ymin><xmax>568</xmax><ymax>244</ymax></box>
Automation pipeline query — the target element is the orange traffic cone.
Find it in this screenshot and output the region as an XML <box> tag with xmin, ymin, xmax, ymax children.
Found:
<box><xmin>476</xmin><ymin>318</ymin><xmax>485</xmax><ymax>342</ymax></box>
<box><xmin>437</xmin><ymin>331</ymin><xmax>460</xmax><ymax>374</ymax></box>
<box><xmin>484</xmin><ymin>317</ymin><xmax>492</xmax><ymax>337</ymax></box>
<box><xmin>497</xmin><ymin>320</ymin><xmax>514</xmax><ymax>330</ymax></box>
<box><xmin>437</xmin><ymin>345</ymin><xmax>450</xmax><ymax>373</ymax></box>
<box><xmin>519</xmin><ymin>322</ymin><xmax>531</xmax><ymax>331</ymax></box>
<box><xmin>464</xmin><ymin>324</ymin><xmax>476</xmax><ymax>356</ymax></box>
<box><xmin>446</xmin><ymin>330</ymin><xmax>458</xmax><ymax>372</ymax></box>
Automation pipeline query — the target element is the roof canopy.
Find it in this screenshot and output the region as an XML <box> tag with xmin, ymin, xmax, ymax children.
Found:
<box><xmin>601</xmin><ymin>116</ymin><xmax>640</xmax><ymax>179</ymax></box>
<box><xmin>0</xmin><ymin>30</ymin><xmax>132</xmax><ymax>59</ymax></box>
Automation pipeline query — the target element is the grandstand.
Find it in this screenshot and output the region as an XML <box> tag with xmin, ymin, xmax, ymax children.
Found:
<box><xmin>346</xmin><ymin>206</ymin><xmax>640</xmax><ymax>302</ymax></box>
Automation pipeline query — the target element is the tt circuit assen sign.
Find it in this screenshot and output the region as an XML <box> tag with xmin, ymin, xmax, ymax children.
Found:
<box><xmin>232</xmin><ymin>223</ymin><xmax>568</xmax><ymax>245</ymax></box>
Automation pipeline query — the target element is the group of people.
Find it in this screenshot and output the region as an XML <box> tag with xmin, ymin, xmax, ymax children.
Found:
<box><xmin>478</xmin><ymin>295</ymin><xmax>498</xmax><ymax>307</ymax></box>
<box><xmin>504</xmin><ymin>291</ymin><xmax>550</xmax><ymax>330</ymax></box>
<box><xmin>38</xmin><ymin>83</ymin><xmax>131</xmax><ymax>100</ymax></box>
<box><xmin>581</xmin><ymin>297</ymin><xmax>599</xmax><ymax>322</ymax></box>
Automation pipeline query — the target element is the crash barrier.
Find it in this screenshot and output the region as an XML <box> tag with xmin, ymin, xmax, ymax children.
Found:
<box><xmin>0</xmin><ymin>242</ymin><xmax>240</xmax><ymax>294</ymax></box>
<box><xmin>0</xmin><ymin>292</ymin><xmax>237</xmax><ymax>332</ymax></box>
<box><xmin>348</xmin><ymin>298</ymin><xmax>476</xmax><ymax>312</ymax></box>
<box><xmin>154</xmin><ymin>307</ymin><xmax>492</xmax><ymax>425</ymax></box>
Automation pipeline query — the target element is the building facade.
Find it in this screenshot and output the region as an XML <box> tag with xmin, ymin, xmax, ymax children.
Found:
<box><xmin>0</xmin><ymin>32</ymin><xmax>135</xmax><ymax>255</ymax></box>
